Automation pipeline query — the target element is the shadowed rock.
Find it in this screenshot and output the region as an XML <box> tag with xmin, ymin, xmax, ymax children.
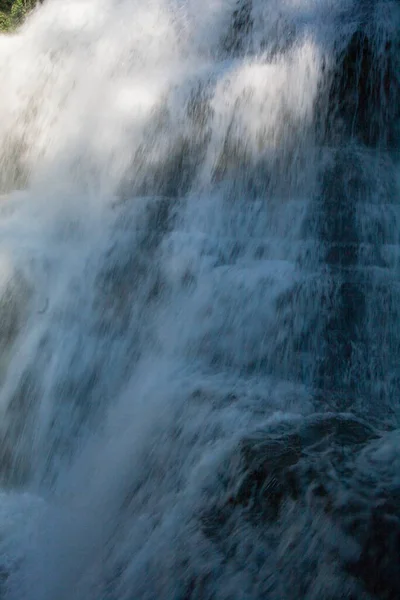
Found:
<box><xmin>223</xmin><ymin>0</ymin><xmax>253</xmax><ymax>56</ymax></box>
<box><xmin>200</xmin><ymin>416</ymin><xmax>400</xmax><ymax>600</ymax></box>
<box><xmin>328</xmin><ymin>18</ymin><xmax>400</xmax><ymax>148</ymax></box>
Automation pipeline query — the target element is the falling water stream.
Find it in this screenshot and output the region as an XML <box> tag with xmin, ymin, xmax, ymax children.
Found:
<box><xmin>0</xmin><ymin>0</ymin><xmax>399</xmax><ymax>598</ymax></box>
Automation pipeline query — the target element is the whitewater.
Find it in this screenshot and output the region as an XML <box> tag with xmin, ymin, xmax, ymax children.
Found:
<box><xmin>0</xmin><ymin>0</ymin><xmax>399</xmax><ymax>598</ymax></box>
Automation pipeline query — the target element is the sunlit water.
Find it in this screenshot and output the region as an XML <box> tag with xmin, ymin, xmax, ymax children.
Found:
<box><xmin>0</xmin><ymin>0</ymin><xmax>399</xmax><ymax>598</ymax></box>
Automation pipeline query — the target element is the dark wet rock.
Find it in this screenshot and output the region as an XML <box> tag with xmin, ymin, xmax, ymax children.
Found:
<box><xmin>0</xmin><ymin>368</ymin><xmax>39</xmax><ymax>486</ymax></box>
<box><xmin>318</xmin><ymin>152</ymin><xmax>365</xmax><ymax>247</ymax></box>
<box><xmin>0</xmin><ymin>268</ymin><xmax>33</xmax><ymax>483</ymax></box>
<box><xmin>199</xmin><ymin>417</ymin><xmax>400</xmax><ymax>600</ymax></box>
<box><xmin>0</xmin><ymin>269</ymin><xmax>31</xmax><ymax>354</ymax></box>
<box><xmin>310</xmin><ymin>139</ymin><xmax>400</xmax><ymax>417</ymax></box>
<box><xmin>315</xmin><ymin>152</ymin><xmax>366</xmax><ymax>405</ymax></box>
<box><xmin>202</xmin><ymin>414</ymin><xmax>377</xmax><ymax>528</ymax></box>
<box><xmin>95</xmin><ymin>196</ymin><xmax>176</xmax><ymax>333</ymax></box>
<box><xmin>328</xmin><ymin>25</ymin><xmax>400</xmax><ymax>148</ymax></box>
<box><xmin>223</xmin><ymin>0</ymin><xmax>253</xmax><ymax>56</ymax></box>
<box><xmin>230</xmin><ymin>414</ymin><xmax>378</xmax><ymax>516</ymax></box>
<box><xmin>119</xmin><ymin>89</ymin><xmax>212</xmax><ymax>200</ymax></box>
<box><xmin>348</xmin><ymin>500</ymin><xmax>400</xmax><ymax>599</ymax></box>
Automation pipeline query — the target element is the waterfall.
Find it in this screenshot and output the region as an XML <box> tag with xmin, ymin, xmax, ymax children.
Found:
<box><xmin>0</xmin><ymin>0</ymin><xmax>399</xmax><ymax>598</ymax></box>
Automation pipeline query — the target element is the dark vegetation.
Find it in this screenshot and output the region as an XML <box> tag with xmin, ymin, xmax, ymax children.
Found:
<box><xmin>0</xmin><ymin>0</ymin><xmax>41</xmax><ymax>32</ymax></box>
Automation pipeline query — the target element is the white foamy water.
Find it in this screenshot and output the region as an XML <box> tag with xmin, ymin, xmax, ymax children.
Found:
<box><xmin>0</xmin><ymin>0</ymin><xmax>399</xmax><ymax>598</ymax></box>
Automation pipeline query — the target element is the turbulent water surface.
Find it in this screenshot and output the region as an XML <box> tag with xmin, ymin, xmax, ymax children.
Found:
<box><xmin>0</xmin><ymin>0</ymin><xmax>399</xmax><ymax>598</ymax></box>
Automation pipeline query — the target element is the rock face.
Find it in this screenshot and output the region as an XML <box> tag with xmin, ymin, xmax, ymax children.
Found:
<box><xmin>196</xmin><ymin>7</ymin><xmax>400</xmax><ymax>595</ymax></box>
<box><xmin>0</xmin><ymin>255</ymin><xmax>30</xmax><ymax>357</ymax></box>
<box><xmin>311</xmin><ymin>0</ymin><xmax>400</xmax><ymax>419</ymax></box>
<box><xmin>0</xmin><ymin>257</ymin><xmax>32</xmax><ymax>486</ymax></box>
<box><xmin>349</xmin><ymin>500</ymin><xmax>400</xmax><ymax>600</ymax></box>
<box><xmin>201</xmin><ymin>416</ymin><xmax>400</xmax><ymax>600</ymax></box>
<box><xmin>328</xmin><ymin>20</ymin><xmax>400</xmax><ymax>148</ymax></box>
<box><xmin>223</xmin><ymin>0</ymin><xmax>253</xmax><ymax>56</ymax></box>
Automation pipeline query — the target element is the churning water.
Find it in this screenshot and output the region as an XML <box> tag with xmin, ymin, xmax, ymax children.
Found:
<box><xmin>0</xmin><ymin>0</ymin><xmax>399</xmax><ymax>598</ymax></box>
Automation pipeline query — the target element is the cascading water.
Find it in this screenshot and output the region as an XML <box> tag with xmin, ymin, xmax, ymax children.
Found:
<box><xmin>0</xmin><ymin>0</ymin><xmax>399</xmax><ymax>598</ymax></box>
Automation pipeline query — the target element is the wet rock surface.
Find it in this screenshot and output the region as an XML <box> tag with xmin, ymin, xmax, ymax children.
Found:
<box><xmin>200</xmin><ymin>416</ymin><xmax>400</xmax><ymax>600</ymax></box>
